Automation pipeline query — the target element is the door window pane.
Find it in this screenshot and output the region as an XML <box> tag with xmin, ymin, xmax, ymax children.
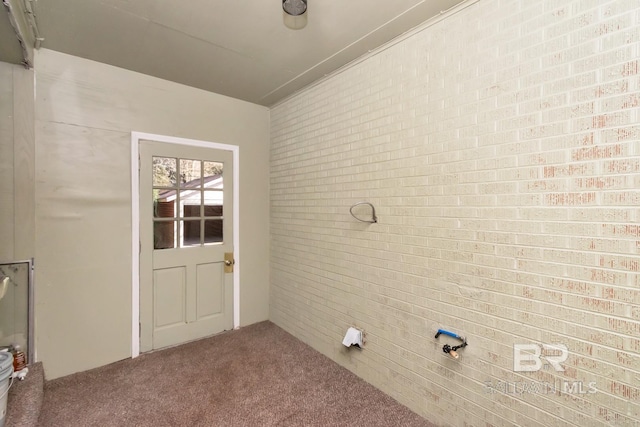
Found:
<box><xmin>154</xmin><ymin>196</ymin><xmax>176</xmax><ymax>219</ymax></box>
<box><xmin>153</xmin><ymin>157</ymin><xmax>177</xmax><ymax>187</ymax></box>
<box><xmin>203</xmin><ymin>188</ymin><xmax>223</xmax><ymax>217</ymax></box>
<box><xmin>180</xmin><ymin>159</ymin><xmax>201</xmax><ymax>188</ymax></box>
<box><xmin>203</xmin><ymin>204</ymin><xmax>223</xmax><ymax>218</ymax></box>
<box><xmin>154</xmin><ymin>220</ymin><xmax>177</xmax><ymax>249</ymax></box>
<box><xmin>181</xmin><ymin>220</ymin><xmax>201</xmax><ymax>247</ymax></box>
<box><xmin>204</xmin><ymin>219</ymin><xmax>223</xmax><ymax>245</ymax></box>
<box><xmin>181</xmin><ymin>192</ymin><xmax>202</xmax><ymax>218</ymax></box>
<box><xmin>204</xmin><ymin>162</ymin><xmax>223</xmax><ymax>181</ymax></box>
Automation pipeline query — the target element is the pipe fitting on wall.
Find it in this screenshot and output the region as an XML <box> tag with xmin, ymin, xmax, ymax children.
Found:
<box><xmin>342</xmin><ymin>327</ymin><xmax>364</xmax><ymax>348</ymax></box>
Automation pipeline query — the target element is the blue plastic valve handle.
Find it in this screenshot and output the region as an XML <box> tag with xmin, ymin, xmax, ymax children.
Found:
<box><xmin>436</xmin><ymin>329</ymin><xmax>462</xmax><ymax>340</ymax></box>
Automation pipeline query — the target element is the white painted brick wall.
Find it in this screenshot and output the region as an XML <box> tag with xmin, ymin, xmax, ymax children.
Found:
<box><xmin>270</xmin><ymin>1</ymin><xmax>640</xmax><ymax>425</ymax></box>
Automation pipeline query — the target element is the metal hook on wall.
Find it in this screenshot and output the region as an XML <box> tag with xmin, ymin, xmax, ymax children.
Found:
<box><xmin>0</xmin><ymin>275</ymin><xmax>9</xmax><ymax>300</ymax></box>
<box><xmin>349</xmin><ymin>202</ymin><xmax>377</xmax><ymax>224</ymax></box>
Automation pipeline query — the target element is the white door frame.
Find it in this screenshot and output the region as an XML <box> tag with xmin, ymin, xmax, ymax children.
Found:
<box><xmin>130</xmin><ymin>131</ymin><xmax>240</xmax><ymax>358</ymax></box>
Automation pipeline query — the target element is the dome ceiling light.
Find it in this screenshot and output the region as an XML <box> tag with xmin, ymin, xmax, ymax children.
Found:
<box><xmin>282</xmin><ymin>0</ymin><xmax>307</xmax><ymax>17</ymax></box>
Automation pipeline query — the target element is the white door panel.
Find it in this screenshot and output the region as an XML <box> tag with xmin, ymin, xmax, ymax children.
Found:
<box><xmin>154</xmin><ymin>267</ymin><xmax>186</xmax><ymax>328</ymax></box>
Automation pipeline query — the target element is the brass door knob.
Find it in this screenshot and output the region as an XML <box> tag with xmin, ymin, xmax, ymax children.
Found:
<box><xmin>224</xmin><ymin>252</ymin><xmax>235</xmax><ymax>272</ymax></box>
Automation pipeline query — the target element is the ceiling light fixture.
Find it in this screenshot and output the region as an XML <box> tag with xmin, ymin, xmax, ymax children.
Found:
<box><xmin>282</xmin><ymin>0</ymin><xmax>307</xmax><ymax>17</ymax></box>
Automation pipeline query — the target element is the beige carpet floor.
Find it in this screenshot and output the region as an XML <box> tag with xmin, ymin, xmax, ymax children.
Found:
<box><xmin>38</xmin><ymin>321</ymin><xmax>435</xmax><ymax>427</ymax></box>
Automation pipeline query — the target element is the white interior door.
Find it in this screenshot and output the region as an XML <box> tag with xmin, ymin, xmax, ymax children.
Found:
<box><xmin>139</xmin><ymin>140</ymin><xmax>233</xmax><ymax>352</ymax></box>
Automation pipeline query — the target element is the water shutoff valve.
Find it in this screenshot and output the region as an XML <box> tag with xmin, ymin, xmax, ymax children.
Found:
<box><xmin>435</xmin><ymin>329</ymin><xmax>468</xmax><ymax>359</ymax></box>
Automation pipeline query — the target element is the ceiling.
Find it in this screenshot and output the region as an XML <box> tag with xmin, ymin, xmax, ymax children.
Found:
<box><xmin>2</xmin><ymin>0</ymin><xmax>466</xmax><ymax>106</ymax></box>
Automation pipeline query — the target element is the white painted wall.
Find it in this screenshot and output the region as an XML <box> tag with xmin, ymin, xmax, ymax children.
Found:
<box><xmin>0</xmin><ymin>61</ymin><xmax>35</xmax><ymax>262</ymax></box>
<box><xmin>34</xmin><ymin>49</ymin><xmax>270</xmax><ymax>379</ymax></box>
<box><xmin>0</xmin><ymin>63</ymin><xmax>14</xmax><ymax>261</ymax></box>
<box><xmin>270</xmin><ymin>1</ymin><xmax>640</xmax><ymax>426</ymax></box>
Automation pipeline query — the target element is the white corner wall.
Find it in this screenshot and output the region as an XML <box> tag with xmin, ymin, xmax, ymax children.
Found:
<box><xmin>270</xmin><ymin>1</ymin><xmax>639</xmax><ymax>426</ymax></box>
<box><xmin>35</xmin><ymin>49</ymin><xmax>270</xmax><ymax>379</ymax></box>
<box><xmin>0</xmin><ymin>62</ymin><xmax>35</xmax><ymax>358</ymax></box>
<box><xmin>0</xmin><ymin>62</ymin><xmax>16</xmax><ymax>261</ymax></box>
<box><xmin>0</xmin><ymin>62</ymin><xmax>35</xmax><ymax>262</ymax></box>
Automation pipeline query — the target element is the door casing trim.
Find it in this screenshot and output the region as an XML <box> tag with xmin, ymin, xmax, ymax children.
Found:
<box><xmin>130</xmin><ymin>131</ymin><xmax>240</xmax><ymax>358</ymax></box>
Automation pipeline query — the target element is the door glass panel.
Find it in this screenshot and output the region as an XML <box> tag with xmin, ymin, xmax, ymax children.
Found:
<box><xmin>204</xmin><ymin>161</ymin><xmax>223</xmax><ymax>182</ymax></box>
<box><xmin>154</xmin><ymin>220</ymin><xmax>177</xmax><ymax>249</ymax></box>
<box><xmin>181</xmin><ymin>220</ymin><xmax>201</xmax><ymax>247</ymax></box>
<box><xmin>153</xmin><ymin>157</ymin><xmax>177</xmax><ymax>187</ymax></box>
<box><xmin>152</xmin><ymin>156</ymin><xmax>228</xmax><ymax>249</ymax></box>
<box><xmin>204</xmin><ymin>219</ymin><xmax>223</xmax><ymax>245</ymax></box>
<box><xmin>180</xmin><ymin>159</ymin><xmax>201</xmax><ymax>188</ymax></box>
<box><xmin>154</xmin><ymin>195</ymin><xmax>176</xmax><ymax>219</ymax></box>
<box><xmin>203</xmin><ymin>190</ymin><xmax>223</xmax><ymax>216</ymax></box>
<box><xmin>181</xmin><ymin>193</ymin><xmax>202</xmax><ymax>218</ymax></box>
